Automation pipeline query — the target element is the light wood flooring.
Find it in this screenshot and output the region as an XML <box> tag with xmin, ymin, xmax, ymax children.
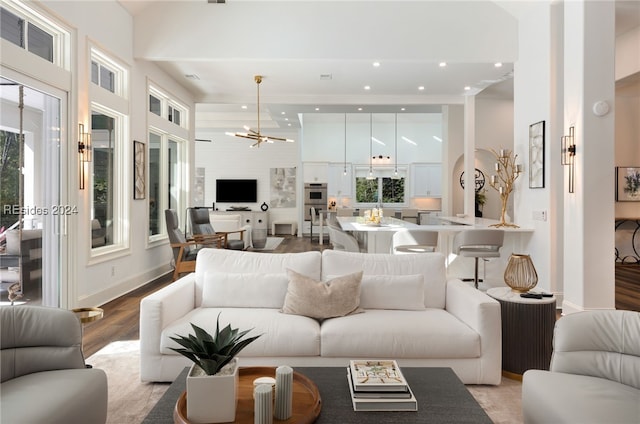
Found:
<box><xmin>82</xmin><ymin>235</ymin><xmax>640</xmax><ymax>358</ymax></box>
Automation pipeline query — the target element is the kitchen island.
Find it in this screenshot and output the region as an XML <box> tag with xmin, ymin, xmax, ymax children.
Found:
<box><xmin>336</xmin><ymin>215</ymin><xmax>534</xmax><ymax>288</ymax></box>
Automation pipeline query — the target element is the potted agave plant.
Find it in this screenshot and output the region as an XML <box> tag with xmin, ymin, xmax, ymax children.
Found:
<box><xmin>169</xmin><ymin>314</ymin><xmax>262</xmax><ymax>423</ymax></box>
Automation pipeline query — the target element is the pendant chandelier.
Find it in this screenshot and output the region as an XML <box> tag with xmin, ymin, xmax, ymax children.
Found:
<box><xmin>225</xmin><ymin>75</ymin><xmax>294</xmax><ymax>148</ymax></box>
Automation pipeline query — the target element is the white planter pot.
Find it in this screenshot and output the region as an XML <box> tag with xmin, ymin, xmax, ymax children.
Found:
<box><xmin>186</xmin><ymin>359</ymin><xmax>239</xmax><ymax>423</ymax></box>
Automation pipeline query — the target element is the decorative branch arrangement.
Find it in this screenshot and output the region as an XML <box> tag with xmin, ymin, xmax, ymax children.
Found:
<box><xmin>488</xmin><ymin>148</ymin><xmax>522</xmax><ymax>228</ymax></box>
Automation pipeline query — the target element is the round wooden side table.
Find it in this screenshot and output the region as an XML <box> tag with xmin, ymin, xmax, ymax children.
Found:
<box><xmin>487</xmin><ymin>287</ymin><xmax>556</xmax><ymax>380</ymax></box>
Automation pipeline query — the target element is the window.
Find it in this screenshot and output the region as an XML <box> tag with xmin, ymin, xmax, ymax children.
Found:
<box><xmin>0</xmin><ymin>2</ymin><xmax>68</xmax><ymax>66</ymax></box>
<box><xmin>91</xmin><ymin>110</ymin><xmax>118</xmax><ymax>248</ymax></box>
<box><xmin>149</xmin><ymin>94</ymin><xmax>161</xmax><ymax>116</ymax></box>
<box><xmin>147</xmin><ymin>130</ymin><xmax>185</xmax><ymax>238</ymax></box>
<box><xmin>355</xmin><ymin>167</ymin><xmax>406</xmax><ymax>205</ymax></box>
<box><xmin>90</xmin><ymin>48</ymin><xmax>126</xmax><ymax>97</ymax></box>
<box><xmin>148</xmin><ymin>86</ymin><xmax>188</xmax><ymax>129</ymax></box>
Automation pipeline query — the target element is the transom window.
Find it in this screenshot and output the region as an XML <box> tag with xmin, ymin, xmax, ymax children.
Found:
<box><xmin>90</xmin><ymin>48</ymin><xmax>126</xmax><ymax>97</ymax></box>
<box><xmin>0</xmin><ymin>1</ymin><xmax>69</xmax><ymax>68</ymax></box>
<box><xmin>149</xmin><ymin>86</ymin><xmax>188</xmax><ymax>129</ymax></box>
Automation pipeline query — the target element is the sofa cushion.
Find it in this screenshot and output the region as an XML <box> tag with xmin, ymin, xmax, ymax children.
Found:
<box><xmin>282</xmin><ymin>269</ymin><xmax>363</xmax><ymax>320</ymax></box>
<box><xmin>321</xmin><ymin>250</ymin><xmax>447</xmax><ymax>309</ymax></box>
<box><xmin>359</xmin><ymin>274</ymin><xmax>426</xmax><ymax>311</ymax></box>
<box><xmin>321</xmin><ymin>309</ymin><xmax>480</xmax><ymax>358</ymax></box>
<box><xmin>160</xmin><ymin>307</ymin><xmax>321</xmax><ymax>357</ymax></box>
<box><xmin>522</xmin><ymin>369</ymin><xmax>640</xmax><ymax>424</ymax></box>
<box><xmin>194</xmin><ymin>249</ymin><xmax>322</xmax><ymax>307</ymax></box>
<box><xmin>201</xmin><ymin>272</ymin><xmax>289</xmax><ymax>308</ymax></box>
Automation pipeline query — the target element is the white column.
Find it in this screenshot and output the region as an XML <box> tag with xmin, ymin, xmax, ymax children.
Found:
<box><xmin>562</xmin><ymin>0</ymin><xmax>616</xmax><ymax>313</ymax></box>
<box><xmin>464</xmin><ymin>96</ymin><xmax>476</xmax><ymax>218</ymax></box>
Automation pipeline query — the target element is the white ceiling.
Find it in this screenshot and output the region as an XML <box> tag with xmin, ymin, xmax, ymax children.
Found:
<box><xmin>119</xmin><ymin>0</ymin><xmax>640</xmax><ymax>138</ymax></box>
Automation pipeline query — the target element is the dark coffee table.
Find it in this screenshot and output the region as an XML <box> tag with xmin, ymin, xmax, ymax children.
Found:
<box><xmin>143</xmin><ymin>366</ymin><xmax>491</xmax><ymax>424</ymax></box>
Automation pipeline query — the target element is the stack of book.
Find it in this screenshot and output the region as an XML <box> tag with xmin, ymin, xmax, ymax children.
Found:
<box><xmin>346</xmin><ymin>360</ymin><xmax>417</xmax><ymax>411</ymax></box>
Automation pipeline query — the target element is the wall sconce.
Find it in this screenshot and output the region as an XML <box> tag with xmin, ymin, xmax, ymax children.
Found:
<box><xmin>78</xmin><ymin>123</ymin><xmax>92</xmax><ymax>189</ymax></box>
<box><xmin>561</xmin><ymin>126</ymin><xmax>576</xmax><ymax>193</ymax></box>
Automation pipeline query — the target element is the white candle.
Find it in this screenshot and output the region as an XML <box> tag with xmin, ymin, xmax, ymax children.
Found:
<box><xmin>500</xmin><ymin>149</ymin><xmax>506</xmax><ymax>157</ymax></box>
<box><xmin>254</xmin><ymin>384</ymin><xmax>273</xmax><ymax>424</ymax></box>
<box><xmin>274</xmin><ymin>366</ymin><xmax>293</xmax><ymax>420</ymax></box>
<box><xmin>499</xmin><ymin>187</ymin><xmax>504</xmax><ymax>194</ymax></box>
<box><xmin>491</xmin><ymin>175</ymin><xmax>497</xmax><ymax>185</ymax></box>
<box><xmin>495</xmin><ymin>163</ymin><xmax>500</xmax><ymax>171</ymax></box>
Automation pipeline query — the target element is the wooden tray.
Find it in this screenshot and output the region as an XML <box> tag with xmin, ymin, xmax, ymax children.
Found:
<box><xmin>174</xmin><ymin>366</ymin><xmax>322</xmax><ymax>424</ymax></box>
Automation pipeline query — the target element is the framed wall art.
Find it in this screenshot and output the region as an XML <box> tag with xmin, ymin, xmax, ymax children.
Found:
<box><xmin>529</xmin><ymin>120</ymin><xmax>545</xmax><ymax>188</ymax></box>
<box><xmin>133</xmin><ymin>140</ymin><xmax>146</xmax><ymax>199</ymax></box>
<box><xmin>616</xmin><ymin>166</ymin><xmax>640</xmax><ymax>202</ymax></box>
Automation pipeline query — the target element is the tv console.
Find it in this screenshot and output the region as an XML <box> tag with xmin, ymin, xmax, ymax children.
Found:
<box><xmin>211</xmin><ymin>210</ymin><xmax>268</xmax><ymax>248</ymax></box>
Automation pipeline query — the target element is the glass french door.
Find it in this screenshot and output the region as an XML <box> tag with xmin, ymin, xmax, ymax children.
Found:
<box><xmin>0</xmin><ymin>75</ymin><xmax>64</xmax><ymax>307</ymax></box>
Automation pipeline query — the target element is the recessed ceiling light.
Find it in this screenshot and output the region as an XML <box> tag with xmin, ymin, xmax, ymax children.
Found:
<box><xmin>373</xmin><ymin>62</ymin><xmax>380</xmax><ymax>67</ymax></box>
<box><xmin>439</xmin><ymin>62</ymin><xmax>447</xmax><ymax>67</ymax></box>
<box><xmin>315</xmin><ymin>107</ymin><xmax>320</xmax><ymax>111</ymax></box>
<box><xmin>285</xmin><ymin>118</ymin><xmax>289</xmax><ymax>121</ymax></box>
<box><xmin>418</xmin><ymin>86</ymin><xmax>425</xmax><ymax>91</ymax></box>
<box><xmin>241</xmin><ymin>105</ymin><xmax>247</xmax><ymax>109</ymax></box>
<box><xmin>400</xmin><ymin>107</ymin><xmax>406</xmax><ymax>111</ymax></box>
<box><xmin>288</xmin><ymin>123</ymin><xmax>292</xmax><ymax>127</ymax></box>
<box><xmin>464</xmin><ymin>86</ymin><xmax>471</xmax><ymax>91</ymax></box>
<box><xmin>281</xmin><ymin>111</ymin><xmax>286</xmax><ymax>115</ymax></box>
<box><xmin>494</xmin><ymin>62</ymin><xmax>503</xmax><ymax>67</ymax></box>
<box><xmin>357</xmin><ymin>107</ymin><xmax>363</xmax><ymax>111</ymax></box>
<box><xmin>364</xmin><ymin>85</ymin><xmax>371</xmax><ymax>90</ymax></box>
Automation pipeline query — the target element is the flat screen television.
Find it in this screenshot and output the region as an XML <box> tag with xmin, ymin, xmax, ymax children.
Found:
<box><xmin>216</xmin><ymin>179</ymin><xmax>258</xmax><ymax>203</ymax></box>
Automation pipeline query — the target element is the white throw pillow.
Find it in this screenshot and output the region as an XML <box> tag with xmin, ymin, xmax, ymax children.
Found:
<box><xmin>201</xmin><ymin>271</ymin><xmax>289</xmax><ymax>308</ymax></box>
<box><xmin>326</xmin><ymin>274</ymin><xmax>426</xmax><ymax>310</ymax></box>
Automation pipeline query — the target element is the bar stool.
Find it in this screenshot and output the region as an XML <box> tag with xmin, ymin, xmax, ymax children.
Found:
<box><xmin>452</xmin><ymin>229</ymin><xmax>504</xmax><ymax>289</ymax></box>
<box><xmin>391</xmin><ymin>230</ymin><xmax>439</xmax><ymax>254</ymax></box>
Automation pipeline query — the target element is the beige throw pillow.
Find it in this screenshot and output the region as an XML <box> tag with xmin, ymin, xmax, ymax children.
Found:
<box><xmin>282</xmin><ymin>269</ymin><xmax>363</xmax><ymax>319</ymax></box>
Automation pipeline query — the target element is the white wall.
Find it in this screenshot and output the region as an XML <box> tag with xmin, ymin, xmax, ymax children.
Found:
<box><xmin>36</xmin><ymin>0</ymin><xmax>197</xmax><ymax>307</ymax></box>
<box><xmin>193</xmin><ymin>133</ymin><xmax>300</xmax><ymax>225</ymax></box>
<box><xmin>512</xmin><ymin>1</ymin><xmax>556</xmax><ymax>294</ymax></box>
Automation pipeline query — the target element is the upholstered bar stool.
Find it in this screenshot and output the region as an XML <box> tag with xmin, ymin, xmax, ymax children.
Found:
<box><xmin>391</xmin><ymin>230</ymin><xmax>439</xmax><ymax>254</ymax></box>
<box><xmin>453</xmin><ymin>229</ymin><xmax>504</xmax><ymax>289</ymax></box>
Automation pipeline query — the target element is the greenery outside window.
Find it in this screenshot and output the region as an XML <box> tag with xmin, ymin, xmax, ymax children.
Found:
<box><xmin>355</xmin><ymin>166</ymin><xmax>406</xmax><ymax>206</ymax></box>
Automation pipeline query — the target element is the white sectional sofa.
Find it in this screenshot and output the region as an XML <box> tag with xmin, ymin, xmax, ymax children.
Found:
<box><xmin>140</xmin><ymin>248</ymin><xmax>502</xmax><ymax>384</ymax></box>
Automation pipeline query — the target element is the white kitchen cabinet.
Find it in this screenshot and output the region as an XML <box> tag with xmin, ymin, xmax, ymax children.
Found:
<box><xmin>327</xmin><ymin>163</ymin><xmax>352</xmax><ymax>197</ymax></box>
<box><xmin>411</xmin><ymin>163</ymin><xmax>442</xmax><ymax>197</ymax></box>
<box><xmin>303</xmin><ymin>162</ymin><xmax>328</xmax><ymax>183</ymax></box>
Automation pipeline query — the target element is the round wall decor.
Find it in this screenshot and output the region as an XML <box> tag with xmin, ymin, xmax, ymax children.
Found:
<box><xmin>460</xmin><ymin>168</ymin><xmax>486</xmax><ymax>192</ymax></box>
<box><xmin>261</xmin><ymin>202</ymin><xmax>269</xmax><ymax>211</ymax></box>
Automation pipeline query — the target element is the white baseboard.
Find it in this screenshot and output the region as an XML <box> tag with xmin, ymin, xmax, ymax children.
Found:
<box><xmin>77</xmin><ymin>264</ymin><xmax>172</xmax><ymax>307</ymax></box>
